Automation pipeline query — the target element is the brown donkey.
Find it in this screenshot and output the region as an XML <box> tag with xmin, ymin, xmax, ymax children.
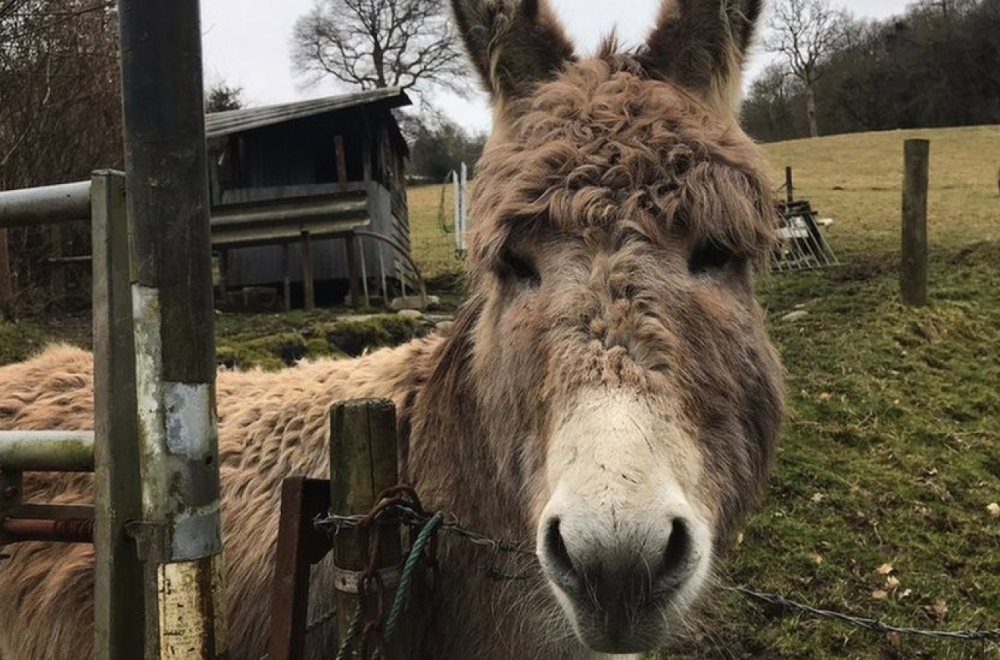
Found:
<box><xmin>0</xmin><ymin>0</ymin><xmax>783</xmax><ymax>657</ymax></box>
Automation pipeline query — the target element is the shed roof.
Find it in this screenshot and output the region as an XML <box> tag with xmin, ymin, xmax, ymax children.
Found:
<box><xmin>205</xmin><ymin>87</ymin><xmax>411</xmax><ymax>138</ymax></box>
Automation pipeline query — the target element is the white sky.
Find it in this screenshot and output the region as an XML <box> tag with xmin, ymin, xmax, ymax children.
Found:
<box><xmin>200</xmin><ymin>0</ymin><xmax>911</xmax><ymax>134</ymax></box>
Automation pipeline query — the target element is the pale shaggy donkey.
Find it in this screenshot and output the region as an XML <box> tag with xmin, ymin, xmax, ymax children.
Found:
<box><xmin>0</xmin><ymin>0</ymin><xmax>784</xmax><ymax>657</ymax></box>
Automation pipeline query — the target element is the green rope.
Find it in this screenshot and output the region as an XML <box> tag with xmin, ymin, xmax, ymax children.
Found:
<box><xmin>383</xmin><ymin>510</ymin><xmax>444</xmax><ymax>642</ymax></box>
<box><xmin>334</xmin><ymin>605</ymin><xmax>363</xmax><ymax>660</ymax></box>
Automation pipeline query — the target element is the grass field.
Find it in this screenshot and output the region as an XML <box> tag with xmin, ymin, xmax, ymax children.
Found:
<box><xmin>2</xmin><ymin>125</ymin><xmax>999</xmax><ymax>658</ymax></box>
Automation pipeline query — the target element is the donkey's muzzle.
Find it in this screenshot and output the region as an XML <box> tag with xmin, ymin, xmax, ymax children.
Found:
<box><xmin>540</xmin><ymin>514</ymin><xmax>698</xmax><ymax>652</ymax></box>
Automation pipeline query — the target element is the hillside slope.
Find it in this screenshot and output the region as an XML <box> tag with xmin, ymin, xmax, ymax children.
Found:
<box><xmin>762</xmin><ymin>125</ymin><xmax>1000</xmax><ymax>255</ymax></box>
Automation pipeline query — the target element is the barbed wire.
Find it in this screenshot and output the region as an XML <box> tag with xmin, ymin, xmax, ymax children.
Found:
<box><xmin>728</xmin><ymin>586</ymin><xmax>1000</xmax><ymax>642</ymax></box>
<box><xmin>315</xmin><ymin>501</ymin><xmax>1000</xmax><ymax>645</ymax></box>
<box><xmin>314</xmin><ymin>505</ymin><xmax>535</xmax><ymax>558</ymax></box>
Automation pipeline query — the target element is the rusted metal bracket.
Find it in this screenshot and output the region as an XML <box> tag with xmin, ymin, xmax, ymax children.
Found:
<box><xmin>267</xmin><ymin>476</ymin><xmax>333</xmax><ymax>660</ymax></box>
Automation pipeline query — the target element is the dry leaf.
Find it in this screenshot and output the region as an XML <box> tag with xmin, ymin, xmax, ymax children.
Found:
<box><xmin>818</xmin><ymin>392</ymin><xmax>832</xmax><ymax>401</ymax></box>
<box><xmin>811</xmin><ymin>493</ymin><xmax>826</xmax><ymax>503</ymax></box>
<box><xmin>888</xmin><ymin>632</ymin><xmax>902</xmax><ymax>648</ymax></box>
<box><xmin>885</xmin><ymin>576</ymin><xmax>901</xmax><ymax>591</ymax></box>
<box><xmin>987</xmin><ymin>502</ymin><xmax>1000</xmax><ymax>517</ymax></box>
<box><xmin>810</xmin><ymin>553</ymin><xmax>824</xmax><ymax>565</ymax></box>
<box><xmin>736</xmin><ymin>532</ymin><xmax>744</xmax><ymax>545</ymax></box>
<box><xmin>925</xmin><ymin>599</ymin><xmax>948</xmax><ymax>621</ymax></box>
<box><xmin>876</xmin><ymin>563</ymin><xmax>894</xmax><ymax>575</ymax></box>
<box><xmin>871</xmin><ymin>589</ymin><xmax>888</xmax><ymax>600</ymax></box>
<box><xmin>900</xmin><ymin>588</ymin><xmax>913</xmax><ymax>599</ymax></box>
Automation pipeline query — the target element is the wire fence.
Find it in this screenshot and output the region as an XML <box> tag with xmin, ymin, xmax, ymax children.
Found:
<box><xmin>314</xmin><ymin>501</ymin><xmax>1000</xmax><ymax>647</ymax></box>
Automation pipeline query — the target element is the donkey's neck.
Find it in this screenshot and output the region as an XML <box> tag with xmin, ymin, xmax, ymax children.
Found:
<box><xmin>407</xmin><ymin>299</ymin><xmax>529</xmax><ymax>541</ymax></box>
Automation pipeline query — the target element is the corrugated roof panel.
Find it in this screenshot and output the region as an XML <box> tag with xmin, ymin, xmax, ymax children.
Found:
<box><xmin>205</xmin><ymin>87</ymin><xmax>410</xmax><ymax>138</ymax></box>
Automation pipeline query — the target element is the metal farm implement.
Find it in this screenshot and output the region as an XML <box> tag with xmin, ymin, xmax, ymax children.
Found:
<box><xmin>772</xmin><ymin>167</ymin><xmax>840</xmax><ymax>272</ymax></box>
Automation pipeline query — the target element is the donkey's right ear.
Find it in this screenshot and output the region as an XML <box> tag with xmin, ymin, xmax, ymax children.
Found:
<box><xmin>451</xmin><ymin>0</ymin><xmax>576</xmax><ymax>105</ymax></box>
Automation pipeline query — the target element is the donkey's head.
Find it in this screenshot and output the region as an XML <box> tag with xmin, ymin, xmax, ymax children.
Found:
<box><xmin>449</xmin><ymin>0</ymin><xmax>783</xmax><ymax>652</ymax></box>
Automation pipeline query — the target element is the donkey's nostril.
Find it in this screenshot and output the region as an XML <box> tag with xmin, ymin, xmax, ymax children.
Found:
<box><xmin>544</xmin><ymin>517</ymin><xmax>580</xmax><ymax>588</ymax></box>
<box><xmin>655</xmin><ymin>517</ymin><xmax>693</xmax><ymax>596</ymax></box>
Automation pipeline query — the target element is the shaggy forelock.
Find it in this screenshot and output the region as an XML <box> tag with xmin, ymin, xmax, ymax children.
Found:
<box><xmin>468</xmin><ymin>54</ymin><xmax>777</xmax><ymax>280</ymax></box>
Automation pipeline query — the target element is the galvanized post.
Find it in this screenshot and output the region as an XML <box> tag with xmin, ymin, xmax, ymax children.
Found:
<box><xmin>91</xmin><ymin>170</ymin><xmax>146</xmax><ymax>659</ymax></box>
<box><xmin>118</xmin><ymin>2</ymin><xmax>227</xmax><ymax>657</ymax></box>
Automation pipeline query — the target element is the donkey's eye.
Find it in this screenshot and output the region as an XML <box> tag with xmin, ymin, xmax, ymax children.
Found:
<box><xmin>688</xmin><ymin>241</ymin><xmax>736</xmax><ymax>275</ymax></box>
<box><xmin>498</xmin><ymin>249</ymin><xmax>541</xmax><ymax>286</ymax></box>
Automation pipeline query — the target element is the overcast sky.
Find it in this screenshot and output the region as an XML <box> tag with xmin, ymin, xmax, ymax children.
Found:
<box><xmin>201</xmin><ymin>0</ymin><xmax>911</xmax><ymax>133</ymax></box>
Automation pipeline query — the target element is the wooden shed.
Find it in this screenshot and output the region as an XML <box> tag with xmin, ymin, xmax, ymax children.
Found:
<box><xmin>204</xmin><ymin>87</ymin><xmax>419</xmax><ymax>309</ymax></box>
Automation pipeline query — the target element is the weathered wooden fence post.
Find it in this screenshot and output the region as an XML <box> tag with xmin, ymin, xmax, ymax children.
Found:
<box><xmin>345</xmin><ymin>234</ymin><xmax>362</xmax><ymax>309</ymax></box>
<box><xmin>118</xmin><ymin>1</ymin><xmax>227</xmax><ymax>656</ymax></box>
<box><xmin>329</xmin><ymin>399</ymin><xmax>408</xmax><ymax>658</ymax></box>
<box><xmin>901</xmin><ymin>139</ymin><xmax>930</xmax><ymax>307</ymax></box>
<box><xmin>785</xmin><ymin>165</ymin><xmax>794</xmax><ymax>205</ymax></box>
<box><xmin>302</xmin><ymin>230</ymin><xmax>316</xmax><ymax>311</ymax></box>
<box><xmin>91</xmin><ymin>170</ymin><xmax>145</xmax><ymax>659</ymax></box>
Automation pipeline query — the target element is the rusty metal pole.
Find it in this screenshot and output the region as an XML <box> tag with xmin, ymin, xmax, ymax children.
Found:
<box><xmin>118</xmin><ymin>2</ymin><xmax>227</xmax><ymax>657</ymax></box>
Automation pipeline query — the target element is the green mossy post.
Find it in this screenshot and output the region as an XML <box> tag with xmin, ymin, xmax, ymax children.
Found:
<box><xmin>118</xmin><ymin>1</ymin><xmax>227</xmax><ymax>656</ymax></box>
<box><xmin>329</xmin><ymin>399</ymin><xmax>408</xmax><ymax>658</ymax></box>
<box><xmin>901</xmin><ymin>139</ymin><xmax>930</xmax><ymax>307</ymax></box>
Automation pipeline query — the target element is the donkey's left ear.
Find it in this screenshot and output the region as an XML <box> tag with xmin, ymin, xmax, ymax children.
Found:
<box><xmin>450</xmin><ymin>0</ymin><xmax>576</xmax><ymax>107</ymax></box>
<box><xmin>639</xmin><ymin>0</ymin><xmax>763</xmax><ymax>110</ymax></box>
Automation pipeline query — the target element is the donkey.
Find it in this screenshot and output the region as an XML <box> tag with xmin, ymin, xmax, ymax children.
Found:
<box><xmin>0</xmin><ymin>0</ymin><xmax>783</xmax><ymax>657</ymax></box>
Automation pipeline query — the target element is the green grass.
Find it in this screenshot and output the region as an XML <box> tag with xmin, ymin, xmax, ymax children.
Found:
<box><xmin>664</xmin><ymin>244</ymin><xmax>1000</xmax><ymax>658</ymax></box>
<box><xmin>0</xmin><ymin>310</ymin><xmax>429</xmax><ymax>371</ymax></box>
<box><xmin>763</xmin><ymin>125</ymin><xmax>1000</xmax><ymax>257</ymax></box>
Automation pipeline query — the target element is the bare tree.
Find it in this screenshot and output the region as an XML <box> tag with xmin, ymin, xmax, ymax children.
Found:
<box><xmin>291</xmin><ymin>0</ymin><xmax>467</xmax><ymax>99</ymax></box>
<box><xmin>0</xmin><ymin>0</ymin><xmax>121</xmax><ymax>315</ymax></box>
<box><xmin>765</xmin><ymin>0</ymin><xmax>849</xmax><ymax>137</ymax></box>
<box><xmin>206</xmin><ymin>81</ymin><xmax>244</xmax><ymax>113</ymax></box>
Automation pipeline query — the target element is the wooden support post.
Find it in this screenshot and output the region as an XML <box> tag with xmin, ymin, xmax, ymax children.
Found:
<box><xmin>901</xmin><ymin>139</ymin><xmax>929</xmax><ymax>307</ymax></box>
<box><xmin>345</xmin><ymin>234</ymin><xmax>361</xmax><ymax>309</ymax></box>
<box><xmin>282</xmin><ymin>243</ymin><xmax>292</xmax><ymax>313</ymax></box>
<box><xmin>118</xmin><ymin>1</ymin><xmax>228</xmax><ymax>657</ymax></box>
<box><xmin>0</xmin><ymin>227</ymin><xmax>13</xmax><ymax>320</ymax></box>
<box><xmin>335</xmin><ymin>135</ymin><xmax>348</xmax><ymax>191</ymax></box>
<box><xmin>301</xmin><ymin>230</ymin><xmax>315</xmax><ymax>311</ymax></box>
<box><xmin>91</xmin><ymin>170</ymin><xmax>145</xmax><ymax>659</ymax></box>
<box><xmin>215</xmin><ymin>248</ymin><xmax>228</xmax><ymax>300</ymax></box>
<box><xmin>329</xmin><ymin>400</ymin><xmax>407</xmax><ymax>658</ymax></box>
<box><xmin>49</xmin><ymin>225</ymin><xmax>65</xmax><ymax>304</ymax></box>
<box><xmin>996</xmin><ymin>167</ymin><xmax>1000</xmax><ymax>232</ymax></box>
<box><xmin>267</xmin><ymin>478</ymin><xmax>332</xmax><ymax>660</ymax></box>
<box><xmin>785</xmin><ymin>166</ymin><xmax>794</xmax><ymax>205</ymax></box>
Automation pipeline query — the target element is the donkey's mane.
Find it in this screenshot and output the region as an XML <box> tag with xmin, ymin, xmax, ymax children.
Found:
<box><xmin>469</xmin><ymin>54</ymin><xmax>777</xmax><ymax>280</ymax></box>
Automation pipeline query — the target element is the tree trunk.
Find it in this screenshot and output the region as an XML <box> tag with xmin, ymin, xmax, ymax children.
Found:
<box><xmin>805</xmin><ymin>84</ymin><xmax>819</xmax><ymax>138</ymax></box>
<box><xmin>0</xmin><ymin>228</ymin><xmax>14</xmax><ymax>321</ymax></box>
